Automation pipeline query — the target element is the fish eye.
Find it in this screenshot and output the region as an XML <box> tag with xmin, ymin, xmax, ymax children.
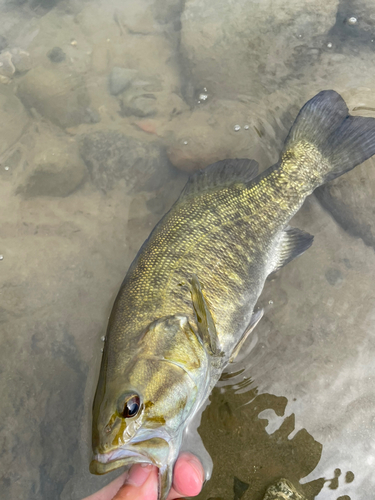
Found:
<box><xmin>121</xmin><ymin>394</ymin><xmax>141</xmax><ymax>419</ymax></box>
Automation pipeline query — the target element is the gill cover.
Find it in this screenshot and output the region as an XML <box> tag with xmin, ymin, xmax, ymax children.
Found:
<box><xmin>91</xmin><ymin>315</ymin><xmax>211</xmax><ymax>499</ymax></box>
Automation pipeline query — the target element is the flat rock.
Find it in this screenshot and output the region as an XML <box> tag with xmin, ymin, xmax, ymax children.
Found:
<box><xmin>79</xmin><ymin>130</ymin><xmax>175</xmax><ymax>192</ymax></box>
<box><xmin>17</xmin><ymin>64</ymin><xmax>99</xmax><ymax>128</ymax></box>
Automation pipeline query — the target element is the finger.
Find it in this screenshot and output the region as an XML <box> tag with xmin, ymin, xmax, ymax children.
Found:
<box><xmin>167</xmin><ymin>453</ymin><xmax>204</xmax><ymax>499</ymax></box>
<box><xmin>82</xmin><ymin>471</ymin><xmax>129</xmax><ymax>500</ymax></box>
<box><xmin>113</xmin><ymin>464</ymin><xmax>158</xmax><ymax>500</ymax></box>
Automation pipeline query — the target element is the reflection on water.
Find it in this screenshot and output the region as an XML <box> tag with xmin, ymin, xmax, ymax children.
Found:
<box><xmin>0</xmin><ymin>0</ymin><xmax>375</xmax><ymax>499</ymax></box>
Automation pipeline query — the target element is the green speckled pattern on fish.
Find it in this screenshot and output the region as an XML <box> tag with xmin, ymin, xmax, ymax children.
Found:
<box><xmin>90</xmin><ymin>91</ymin><xmax>375</xmax><ymax>500</ymax></box>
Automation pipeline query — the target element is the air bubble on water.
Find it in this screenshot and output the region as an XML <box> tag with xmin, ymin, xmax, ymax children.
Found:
<box><xmin>348</xmin><ymin>16</ymin><xmax>357</xmax><ymax>25</ymax></box>
<box><xmin>244</xmin><ymin>125</ymin><xmax>249</xmax><ymax>130</ymax></box>
<box><xmin>101</xmin><ymin>347</ymin><xmax>104</xmax><ymax>353</ymax></box>
<box><xmin>197</xmin><ymin>100</ymin><xmax>201</xmax><ymax>104</ymax></box>
<box><xmin>0</xmin><ymin>255</ymin><xmax>4</xmax><ymax>261</ymax></box>
<box><xmin>269</xmin><ymin>300</ymin><xmax>273</xmax><ymax>305</ymax></box>
<box><xmin>203</xmin><ymin>87</ymin><xmax>207</xmax><ymax>92</ymax></box>
<box><xmin>327</xmin><ymin>42</ymin><xmax>333</xmax><ymax>48</ymax></box>
<box><xmin>234</xmin><ymin>124</ymin><xmax>241</xmax><ymax>131</ymax></box>
<box><xmin>101</xmin><ymin>336</ymin><xmax>106</xmax><ymax>342</ymax></box>
<box><xmin>199</xmin><ymin>93</ymin><xmax>208</xmax><ymax>101</ymax></box>
<box><xmin>4</xmin><ymin>166</ymin><xmax>9</xmax><ymax>171</ymax></box>
<box><xmin>183</xmin><ymin>140</ymin><xmax>188</xmax><ymax>145</ymax></box>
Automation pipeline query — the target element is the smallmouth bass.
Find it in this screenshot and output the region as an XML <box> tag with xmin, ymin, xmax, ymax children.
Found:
<box><xmin>90</xmin><ymin>91</ymin><xmax>375</xmax><ymax>498</ymax></box>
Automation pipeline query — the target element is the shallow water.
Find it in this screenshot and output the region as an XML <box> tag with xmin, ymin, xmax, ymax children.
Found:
<box><xmin>1</xmin><ymin>0</ymin><xmax>375</xmax><ymax>499</ymax></box>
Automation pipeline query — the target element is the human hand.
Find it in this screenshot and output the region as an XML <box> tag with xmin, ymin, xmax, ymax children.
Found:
<box><xmin>83</xmin><ymin>452</ymin><xmax>204</xmax><ymax>500</ymax></box>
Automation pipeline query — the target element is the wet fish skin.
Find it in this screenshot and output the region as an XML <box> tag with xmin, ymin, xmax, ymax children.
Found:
<box><xmin>90</xmin><ymin>91</ymin><xmax>375</xmax><ymax>499</ymax></box>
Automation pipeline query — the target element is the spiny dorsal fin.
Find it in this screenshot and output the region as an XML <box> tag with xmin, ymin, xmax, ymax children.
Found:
<box><xmin>180</xmin><ymin>158</ymin><xmax>259</xmax><ymax>199</ymax></box>
<box><xmin>273</xmin><ymin>227</ymin><xmax>314</xmax><ymax>273</ymax></box>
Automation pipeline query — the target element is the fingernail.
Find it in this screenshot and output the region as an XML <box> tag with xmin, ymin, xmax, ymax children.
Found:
<box><xmin>187</xmin><ymin>457</ymin><xmax>204</xmax><ymax>494</ymax></box>
<box><xmin>127</xmin><ymin>464</ymin><xmax>153</xmax><ymax>487</ymax></box>
<box><xmin>188</xmin><ymin>457</ymin><xmax>204</xmax><ymax>482</ymax></box>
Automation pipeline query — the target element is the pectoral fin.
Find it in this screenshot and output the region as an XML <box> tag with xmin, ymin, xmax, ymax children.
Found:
<box><xmin>189</xmin><ymin>274</ymin><xmax>222</xmax><ymax>356</ymax></box>
<box><xmin>229</xmin><ymin>308</ymin><xmax>263</xmax><ymax>363</ymax></box>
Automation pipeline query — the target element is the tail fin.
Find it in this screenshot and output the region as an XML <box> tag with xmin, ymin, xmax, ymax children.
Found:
<box><xmin>283</xmin><ymin>90</ymin><xmax>375</xmax><ymax>184</ymax></box>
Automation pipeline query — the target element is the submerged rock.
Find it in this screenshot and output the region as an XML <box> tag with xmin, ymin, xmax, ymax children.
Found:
<box><xmin>164</xmin><ymin>100</ymin><xmax>266</xmax><ymax>173</ymax></box>
<box><xmin>315</xmin><ymin>159</ymin><xmax>375</xmax><ymax>250</ymax></box>
<box><xmin>120</xmin><ymin>94</ymin><xmax>158</xmax><ymax>118</ymax></box>
<box><xmin>263</xmin><ymin>478</ymin><xmax>307</xmax><ymax>500</ymax></box>
<box><xmin>47</xmin><ymin>47</ymin><xmax>66</xmax><ymax>63</ymax></box>
<box><xmin>17</xmin><ymin>64</ymin><xmax>99</xmax><ymax>128</ymax></box>
<box><xmin>16</xmin><ymin>133</ymin><xmax>88</xmax><ymax>197</ymax></box>
<box><xmin>180</xmin><ymin>0</ymin><xmax>337</xmax><ymax>101</ymax></box>
<box><xmin>79</xmin><ymin>130</ymin><xmax>175</xmax><ymax>192</ymax></box>
<box><xmin>11</xmin><ymin>48</ymin><xmax>32</xmax><ymax>73</ymax></box>
<box><xmin>0</xmin><ymin>48</ymin><xmax>31</xmax><ymax>78</ymax></box>
<box><xmin>0</xmin><ymin>51</ymin><xmax>15</xmax><ymax>78</ymax></box>
<box><xmin>152</xmin><ymin>0</ymin><xmax>185</xmax><ymax>25</ymax></box>
<box><xmin>0</xmin><ymin>35</ymin><xmax>8</xmax><ymax>51</ymax></box>
<box><xmin>0</xmin><ymin>89</ymin><xmax>29</xmax><ymax>155</ymax></box>
<box><xmin>118</xmin><ymin>76</ymin><xmax>162</xmax><ymax>118</ymax></box>
<box><xmin>108</xmin><ymin>67</ymin><xmax>138</xmax><ymax>96</ymax></box>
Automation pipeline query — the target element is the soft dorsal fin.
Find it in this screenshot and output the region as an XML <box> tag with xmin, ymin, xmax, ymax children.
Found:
<box><xmin>180</xmin><ymin>158</ymin><xmax>259</xmax><ymax>199</ymax></box>
<box><xmin>272</xmin><ymin>226</ymin><xmax>314</xmax><ymax>273</ymax></box>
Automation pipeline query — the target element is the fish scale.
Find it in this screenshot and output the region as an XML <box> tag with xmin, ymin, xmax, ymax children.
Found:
<box><xmin>90</xmin><ymin>91</ymin><xmax>375</xmax><ymax>499</ymax></box>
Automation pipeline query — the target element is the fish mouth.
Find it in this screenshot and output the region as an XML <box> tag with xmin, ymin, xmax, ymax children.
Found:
<box><xmin>90</xmin><ymin>450</ymin><xmax>150</xmax><ymax>475</ymax></box>
<box><xmin>90</xmin><ymin>437</ymin><xmax>170</xmax><ymax>475</ymax></box>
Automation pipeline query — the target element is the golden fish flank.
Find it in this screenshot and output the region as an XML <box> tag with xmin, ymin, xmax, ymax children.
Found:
<box><xmin>90</xmin><ymin>91</ymin><xmax>375</xmax><ymax>499</ymax></box>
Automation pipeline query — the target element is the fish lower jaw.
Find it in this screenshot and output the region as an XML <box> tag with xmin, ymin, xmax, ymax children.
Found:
<box><xmin>95</xmin><ymin>448</ymin><xmax>146</xmax><ymax>464</ymax></box>
<box><xmin>90</xmin><ymin>449</ymin><xmax>152</xmax><ymax>475</ymax></box>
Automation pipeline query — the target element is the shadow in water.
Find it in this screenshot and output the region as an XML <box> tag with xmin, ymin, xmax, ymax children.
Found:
<box><xmin>196</xmin><ymin>371</ymin><xmax>355</xmax><ymax>500</ymax></box>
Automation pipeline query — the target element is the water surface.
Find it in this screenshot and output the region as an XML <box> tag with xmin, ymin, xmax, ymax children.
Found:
<box><xmin>0</xmin><ymin>1</ymin><xmax>374</xmax><ymax>499</ymax></box>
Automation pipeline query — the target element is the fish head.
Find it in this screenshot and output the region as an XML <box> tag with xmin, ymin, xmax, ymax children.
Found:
<box><xmin>90</xmin><ymin>315</ymin><xmax>209</xmax><ymax>499</ymax></box>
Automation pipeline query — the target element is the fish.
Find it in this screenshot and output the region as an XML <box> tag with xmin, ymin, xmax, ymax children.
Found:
<box><xmin>90</xmin><ymin>90</ymin><xmax>375</xmax><ymax>499</ymax></box>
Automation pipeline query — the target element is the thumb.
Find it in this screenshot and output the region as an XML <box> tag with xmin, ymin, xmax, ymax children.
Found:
<box><xmin>113</xmin><ymin>465</ymin><xmax>158</xmax><ymax>500</ymax></box>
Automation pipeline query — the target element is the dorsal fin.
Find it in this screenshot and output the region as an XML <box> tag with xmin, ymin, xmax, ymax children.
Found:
<box><xmin>180</xmin><ymin>158</ymin><xmax>259</xmax><ymax>199</ymax></box>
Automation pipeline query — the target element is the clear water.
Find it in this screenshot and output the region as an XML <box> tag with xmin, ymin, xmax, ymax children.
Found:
<box><xmin>1</xmin><ymin>1</ymin><xmax>375</xmax><ymax>499</ymax></box>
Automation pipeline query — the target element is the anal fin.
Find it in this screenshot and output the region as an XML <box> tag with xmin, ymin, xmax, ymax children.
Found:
<box><xmin>229</xmin><ymin>309</ymin><xmax>263</xmax><ymax>363</ymax></box>
<box><xmin>272</xmin><ymin>227</ymin><xmax>314</xmax><ymax>273</ymax></box>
